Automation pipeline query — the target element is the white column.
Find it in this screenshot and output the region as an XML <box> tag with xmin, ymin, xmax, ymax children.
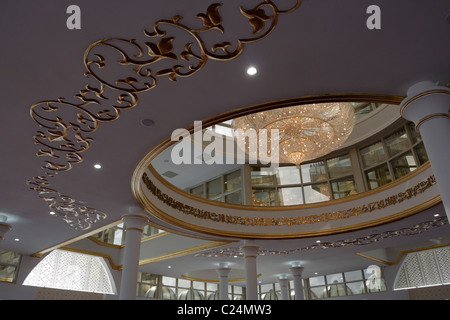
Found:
<box><xmin>241</xmin><ymin>240</ymin><xmax>259</xmax><ymax>300</ymax></box>
<box><xmin>289</xmin><ymin>266</ymin><xmax>304</xmax><ymax>300</ymax></box>
<box><xmin>279</xmin><ymin>277</ymin><xmax>289</xmax><ymax>300</ymax></box>
<box><xmin>400</xmin><ymin>81</ymin><xmax>450</xmax><ymax>219</ymax></box>
<box><xmin>119</xmin><ymin>213</ymin><xmax>149</xmax><ymax>300</ymax></box>
<box><xmin>216</xmin><ymin>263</ymin><xmax>231</xmax><ymax>300</ymax></box>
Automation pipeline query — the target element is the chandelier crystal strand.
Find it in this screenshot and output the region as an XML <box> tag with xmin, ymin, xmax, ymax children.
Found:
<box><xmin>232</xmin><ymin>103</ymin><xmax>356</xmax><ymax>167</ymax></box>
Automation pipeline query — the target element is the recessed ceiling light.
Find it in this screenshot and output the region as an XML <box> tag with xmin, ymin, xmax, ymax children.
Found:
<box><xmin>14</xmin><ymin>238</ymin><xmax>20</xmax><ymax>241</ymax></box>
<box><xmin>141</xmin><ymin>119</ymin><xmax>155</xmax><ymax>126</ymax></box>
<box><xmin>168</xmin><ymin>265</ymin><xmax>172</xmax><ymax>268</ymax></box>
<box><xmin>247</xmin><ymin>66</ymin><xmax>257</xmax><ymax>76</ymax></box>
<box><xmin>50</xmin><ymin>211</ymin><xmax>56</xmax><ymax>215</ymax></box>
<box><xmin>434</xmin><ymin>214</ymin><xmax>439</xmax><ymax>217</ymax></box>
<box><xmin>94</xmin><ymin>164</ymin><xmax>102</xmax><ymax>169</ymax></box>
<box><xmin>316</xmin><ymin>240</ymin><xmax>321</xmax><ymax>243</ymax></box>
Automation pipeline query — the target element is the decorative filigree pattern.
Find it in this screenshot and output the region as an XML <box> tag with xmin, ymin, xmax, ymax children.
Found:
<box><xmin>27</xmin><ymin>1</ymin><xmax>303</xmax><ymax>230</ymax></box>
<box><xmin>142</xmin><ymin>172</ymin><xmax>437</xmax><ymax>227</ymax></box>
<box><xmin>195</xmin><ymin>217</ymin><xmax>449</xmax><ymax>258</ymax></box>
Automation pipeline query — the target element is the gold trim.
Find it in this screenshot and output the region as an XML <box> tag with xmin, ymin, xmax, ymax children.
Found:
<box><xmin>151</xmin><ymin>160</ymin><xmax>431</xmax><ymax>212</ymax></box>
<box><xmin>137</xmin><ymin>173</ymin><xmax>441</xmax><ymax>239</ymax></box>
<box><xmin>141</xmin><ymin>170</ymin><xmax>437</xmax><ymax>228</ymax></box>
<box><xmin>141</xmin><ymin>231</ymin><xmax>169</xmax><ymax>243</ymax></box>
<box><xmin>415</xmin><ymin>113</ymin><xmax>450</xmax><ymax>130</ymax></box>
<box><xmin>138</xmin><ymin>241</ymin><xmax>231</xmax><ymax>266</ymax></box>
<box><xmin>357</xmin><ymin>243</ymin><xmax>450</xmax><ymax>266</ymax></box>
<box><xmin>122</xmin><ymin>214</ymin><xmax>150</xmax><ymax>220</ymax></box>
<box><xmin>132</xmin><ymin>93</ymin><xmax>406</xmax><ymax>214</ymax></box>
<box><xmin>400</xmin><ymin>89</ymin><xmax>450</xmax><ymax>116</ymax></box>
<box><xmin>59</xmin><ymin>246</ymin><xmax>122</xmax><ymax>270</ymax></box>
<box><xmin>32</xmin><ymin>219</ymin><xmax>123</xmax><ymax>257</ymax></box>
<box><xmin>88</xmin><ymin>236</ymin><xmax>124</xmax><ymax>249</ymax></box>
<box><xmin>0</xmin><ymin>223</ymin><xmax>12</xmax><ymax>230</ymax></box>
<box><xmin>126</xmin><ymin>227</ymin><xmax>144</xmax><ymax>232</ymax></box>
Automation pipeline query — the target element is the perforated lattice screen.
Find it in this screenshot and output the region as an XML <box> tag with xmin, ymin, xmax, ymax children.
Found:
<box><xmin>23</xmin><ymin>249</ymin><xmax>115</xmax><ymax>294</ymax></box>
<box><xmin>394</xmin><ymin>246</ymin><xmax>450</xmax><ymax>290</ymax></box>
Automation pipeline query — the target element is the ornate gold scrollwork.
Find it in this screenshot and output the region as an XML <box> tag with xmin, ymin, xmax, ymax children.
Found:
<box><xmin>28</xmin><ymin>1</ymin><xmax>303</xmax><ymax>230</ymax></box>
<box><xmin>195</xmin><ymin>216</ymin><xmax>448</xmax><ymax>257</ymax></box>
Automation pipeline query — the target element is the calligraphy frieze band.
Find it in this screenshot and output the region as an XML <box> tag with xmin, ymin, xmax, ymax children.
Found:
<box><xmin>142</xmin><ymin>172</ymin><xmax>437</xmax><ymax>227</ymax></box>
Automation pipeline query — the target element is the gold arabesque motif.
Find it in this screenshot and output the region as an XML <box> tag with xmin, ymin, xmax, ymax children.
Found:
<box><xmin>27</xmin><ymin>1</ymin><xmax>303</xmax><ymax>230</ymax></box>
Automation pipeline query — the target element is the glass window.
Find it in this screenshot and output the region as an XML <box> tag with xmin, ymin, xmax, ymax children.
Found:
<box><xmin>407</xmin><ymin>121</ymin><xmax>422</xmax><ymax>144</ymax></box>
<box><xmin>331</xmin><ymin>178</ymin><xmax>356</xmax><ymax>199</ymax></box>
<box><xmin>360</xmin><ymin>141</ymin><xmax>386</xmax><ymax>168</ymax></box>
<box><xmin>214</xmin><ymin>124</ymin><xmax>233</xmax><ymax>137</ymax></box>
<box><xmin>390</xmin><ymin>151</ymin><xmax>417</xmax><ymax>179</ymax></box>
<box><xmin>0</xmin><ymin>250</ymin><xmax>21</xmax><ymax>265</ymax></box>
<box><xmin>326</xmin><ymin>273</ymin><xmax>344</xmax><ymax>283</ymax></box>
<box><xmin>352</xmin><ymin>102</ymin><xmax>380</xmax><ymax>119</ymax></box>
<box><xmin>252</xmin><ymin>189</ymin><xmax>277</xmax><ymax>206</ymax></box>
<box><xmin>344</xmin><ymin>270</ymin><xmax>363</xmax><ymax>282</ymax></box>
<box><xmin>346</xmin><ymin>281</ymin><xmax>365</xmax><ymax>295</ymax></box>
<box><xmin>278</xmin><ymin>187</ymin><xmax>303</xmax><ymax>206</ymax></box>
<box><xmin>224</xmin><ymin>170</ymin><xmax>241</xmax><ymax>192</ymax></box>
<box><xmin>309</xmin><ymin>275</ymin><xmax>325</xmax><ymax>286</ymax></box>
<box><xmin>384</xmin><ymin>127</ymin><xmax>410</xmax><ymax>157</ymax></box>
<box><xmin>310</xmin><ymin>286</ymin><xmax>326</xmax><ymax>299</ymax></box>
<box><xmin>162</xmin><ymin>276</ymin><xmax>176</xmax><ymax>287</ymax></box>
<box><xmin>0</xmin><ymin>265</ymin><xmax>18</xmax><ymax>284</ymax></box>
<box><xmin>276</xmin><ymin>166</ymin><xmax>301</xmax><ymax>185</ymax></box>
<box><xmin>225</xmin><ymin>191</ymin><xmax>242</xmax><ymax>204</ymax></box>
<box><xmin>206</xmin><ymin>282</ymin><xmax>217</xmax><ymax>292</ymax></box>
<box><xmin>193</xmin><ymin>281</ymin><xmax>205</xmax><ymax>290</ymax></box>
<box><xmin>365</xmin><ymin>163</ymin><xmax>392</xmax><ymax>190</ymax></box>
<box><xmin>305</xmin><ymin>268</ymin><xmax>386</xmax><ymax>300</ymax></box>
<box><xmin>251</xmin><ymin>167</ymin><xmax>276</xmax><ymax>186</ymax></box>
<box><xmin>301</xmin><ymin>161</ymin><xmax>327</xmax><ymax>184</ymax></box>
<box><xmin>190</xmin><ymin>185</ymin><xmax>204</xmax><ymax>197</ymax></box>
<box><xmin>327</xmin><ymin>282</ymin><xmax>347</xmax><ymax>297</ymax></box>
<box><xmin>178</xmin><ymin>278</ymin><xmax>191</xmax><ymax>288</ymax></box>
<box><xmin>207</xmin><ymin>178</ymin><xmax>221</xmax><ymax>199</ymax></box>
<box><xmin>327</xmin><ymin>154</ymin><xmax>353</xmax><ymax>179</ymax></box>
<box><xmin>414</xmin><ymin>142</ymin><xmax>429</xmax><ymax>165</ymax></box>
<box><xmin>304</xmin><ymin>184</ymin><xmax>330</xmax><ymax>204</ymax></box>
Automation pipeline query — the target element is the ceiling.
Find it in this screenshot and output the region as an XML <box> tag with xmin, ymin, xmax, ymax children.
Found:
<box><xmin>0</xmin><ymin>0</ymin><xmax>449</xmax><ymax>286</ymax></box>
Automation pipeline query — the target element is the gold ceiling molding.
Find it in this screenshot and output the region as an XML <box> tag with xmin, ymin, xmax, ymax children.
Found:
<box><xmin>356</xmin><ymin>243</ymin><xmax>450</xmax><ymax>266</ymax></box>
<box><xmin>195</xmin><ymin>217</ymin><xmax>449</xmax><ymax>258</ymax></box>
<box><xmin>26</xmin><ymin>1</ymin><xmax>303</xmax><ymax>230</ymax></box>
<box><xmin>141</xmin><ymin>171</ymin><xmax>437</xmax><ymax>228</ymax></box>
<box><xmin>138</xmin><ymin>241</ymin><xmax>232</xmax><ymax>266</ymax></box>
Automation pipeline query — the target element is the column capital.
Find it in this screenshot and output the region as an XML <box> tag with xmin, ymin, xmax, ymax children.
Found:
<box><xmin>400</xmin><ymin>81</ymin><xmax>450</xmax><ymax>129</ymax></box>
<box><xmin>240</xmin><ymin>240</ymin><xmax>259</xmax><ymax>258</ymax></box>
<box><xmin>289</xmin><ymin>266</ymin><xmax>304</xmax><ymax>277</ymax></box>
<box><xmin>121</xmin><ymin>214</ymin><xmax>149</xmax><ymax>231</ymax></box>
<box><xmin>216</xmin><ymin>267</ymin><xmax>231</xmax><ymax>277</ymax></box>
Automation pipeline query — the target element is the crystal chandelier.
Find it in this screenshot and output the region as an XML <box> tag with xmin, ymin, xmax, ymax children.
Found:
<box><xmin>232</xmin><ymin>102</ymin><xmax>356</xmax><ymax>167</ymax></box>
